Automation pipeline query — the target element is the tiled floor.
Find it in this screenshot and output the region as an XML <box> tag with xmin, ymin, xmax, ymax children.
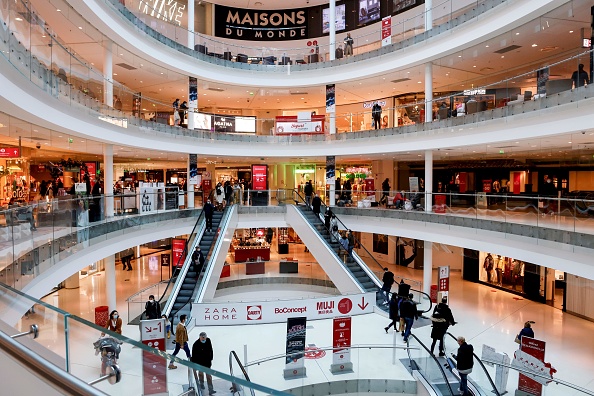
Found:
<box><xmin>28</xmin><ymin>238</ymin><xmax>594</xmax><ymax>395</ymax></box>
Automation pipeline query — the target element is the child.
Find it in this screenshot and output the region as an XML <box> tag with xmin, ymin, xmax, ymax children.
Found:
<box><xmin>162</xmin><ymin>315</ymin><xmax>172</xmax><ymax>339</ymax></box>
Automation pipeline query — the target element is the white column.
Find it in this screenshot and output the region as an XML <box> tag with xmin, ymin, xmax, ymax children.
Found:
<box><xmin>329</xmin><ymin>184</ymin><xmax>336</xmax><ymax>207</ymax></box>
<box><xmin>187</xmin><ymin>0</ymin><xmax>195</xmax><ymax>49</ymax></box>
<box><xmin>103</xmin><ymin>42</ymin><xmax>113</xmax><ymax>107</ymax></box>
<box><xmin>329</xmin><ymin>0</ymin><xmax>336</xmax><ymax>60</ymax></box>
<box><xmin>425</xmin><ymin>0</ymin><xmax>433</xmax><ymax>31</ymax></box>
<box><xmin>105</xmin><ymin>256</ymin><xmax>116</xmax><ymax>311</ymax></box>
<box><xmin>329</xmin><ymin>113</ymin><xmax>336</xmax><ymax>135</ymax></box>
<box><xmin>425</xmin><ymin>150</ymin><xmax>433</xmax><ymax>212</ymax></box>
<box><xmin>104</xmin><ymin>144</ymin><xmax>114</xmax><ymax>217</ymax></box>
<box><xmin>425</xmin><ymin>62</ymin><xmax>433</xmax><ymax>123</ymax></box>
<box><xmin>423</xmin><ymin>241</ymin><xmax>432</xmax><ymax>296</ymax></box>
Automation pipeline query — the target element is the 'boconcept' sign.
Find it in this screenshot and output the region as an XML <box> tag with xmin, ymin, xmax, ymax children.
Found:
<box><xmin>214</xmin><ymin>5</ymin><xmax>309</xmax><ymax>41</ymax></box>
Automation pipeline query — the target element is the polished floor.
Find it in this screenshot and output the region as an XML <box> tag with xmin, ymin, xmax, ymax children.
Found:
<box><xmin>29</xmin><ymin>241</ymin><xmax>594</xmax><ymax>395</ymax></box>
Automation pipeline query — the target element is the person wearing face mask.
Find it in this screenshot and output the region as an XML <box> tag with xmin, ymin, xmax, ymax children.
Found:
<box><xmin>144</xmin><ymin>295</ymin><xmax>161</xmax><ymax>320</ymax></box>
<box><xmin>169</xmin><ymin>314</ymin><xmax>191</xmax><ymax>369</ymax></box>
<box><xmin>191</xmin><ymin>331</ymin><xmax>215</xmax><ymax>395</ymax></box>
<box><xmin>103</xmin><ymin>310</ymin><xmax>122</xmax><ymax>335</ymax></box>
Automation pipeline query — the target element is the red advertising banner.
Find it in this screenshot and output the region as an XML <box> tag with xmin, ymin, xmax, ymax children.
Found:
<box><xmin>80</xmin><ymin>162</ymin><xmax>97</xmax><ymax>183</ymax></box>
<box><xmin>458</xmin><ymin>172</ymin><xmax>467</xmax><ymax>193</ymax></box>
<box><xmin>172</xmin><ymin>238</ymin><xmax>186</xmax><ymax>268</ymax></box>
<box><xmin>202</xmin><ymin>179</ymin><xmax>212</xmax><ymax>198</ymax></box>
<box><xmin>365</xmin><ymin>178</ymin><xmax>375</xmax><ymax>196</ymax></box>
<box><xmin>482</xmin><ymin>179</ymin><xmax>492</xmax><ymax>193</ymax></box>
<box><xmin>434</xmin><ymin>194</ymin><xmax>446</xmax><ymax>213</ymax></box>
<box><xmin>518</xmin><ymin>337</ymin><xmax>546</xmax><ymax>395</ymax></box>
<box><xmin>252</xmin><ymin>165</ymin><xmax>267</xmax><ymax>191</ymax></box>
<box><xmin>140</xmin><ymin>319</ymin><xmax>168</xmax><ymax>396</ymax></box>
<box><xmin>0</xmin><ymin>147</ymin><xmax>20</xmax><ymax>158</ymax></box>
<box><xmin>332</xmin><ymin>317</ymin><xmax>351</xmax><ymax>365</ymax></box>
<box><xmin>513</xmin><ymin>172</ymin><xmax>522</xmax><ymax>194</ymax></box>
<box><xmin>381</xmin><ymin>16</ymin><xmax>392</xmax><ymax>46</ymax></box>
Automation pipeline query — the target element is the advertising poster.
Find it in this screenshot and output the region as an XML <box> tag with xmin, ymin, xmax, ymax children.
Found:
<box><xmin>438</xmin><ymin>265</ymin><xmax>450</xmax><ymax>301</ymax></box>
<box><xmin>381</xmin><ymin>16</ymin><xmax>391</xmax><ymax>46</ymax></box>
<box><xmin>189</xmin><ymin>77</ymin><xmax>197</xmax><ymax>108</ymax></box>
<box><xmin>536</xmin><ymin>68</ymin><xmax>549</xmax><ymax>96</ymax></box>
<box><xmin>482</xmin><ymin>179</ymin><xmax>492</xmax><ymax>193</ymax></box>
<box><xmin>0</xmin><ymin>147</ymin><xmax>21</xmax><ymax>158</ymax></box>
<box><xmin>160</xmin><ymin>253</ymin><xmax>170</xmax><ymax>267</ymax></box>
<box><xmin>189</xmin><ymin>154</ymin><xmax>198</xmax><ymax>185</ymax></box>
<box><xmin>275</xmin><ymin>115</ymin><xmax>325</xmax><ymax>134</ymax></box>
<box><xmin>322</xmin><ymin>4</ymin><xmax>346</xmax><ymax>34</ymax></box>
<box><xmin>172</xmin><ymin>238</ymin><xmax>186</xmax><ymax>268</ymax></box>
<box><xmin>132</xmin><ymin>92</ymin><xmax>142</xmax><ymax>118</ymax></box>
<box><xmin>285</xmin><ymin>316</ymin><xmax>307</xmax><ymax>368</ymax></box>
<box><xmin>251</xmin><ymin>165</ymin><xmax>267</xmax><ymax>191</ymax></box>
<box><xmin>393</xmin><ymin>0</ymin><xmax>418</xmax><ymax>13</ymax></box>
<box><xmin>409</xmin><ymin>177</ymin><xmax>419</xmax><ymax>192</ymax></box>
<box><xmin>140</xmin><ymin>186</ymin><xmax>156</xmax><ymax>213</ymax></box>
<box><xmin>434</xmin><ymin>194</ymin><xmax>446</xmax><ymax>213</ymax></box>
<box><xmin>513</xmin><ymin>172</ymin><xmax>521</xmax><ymax>194</ymax></box>
<box><xmin>365</xmin><ymin>178</ymin><xmax>375</xmax><ymax>198</ymax></box>
<box><xmin>140</xmin><ymin>318</ymin><xmax>167</xmax><ymax>396</ymax></box>
<box><xmin>332</xmin><ymin>317</ymin><xmax>352</xmax><ymax>364</ymax></box>
<box><xmin>326</xmin><ymin>84</ymin><xmax>336</xmax><ymax>113</ymax></box>
<box><xmin>358</xmin><ymin>0</ymin><xmax>380</xmax><ymax>25</ymax></box>
<box><xmin>215</xmin><ymin>5</ymin><xmax>309</xmax><ymax>41</ymax></box>
<box><xmin>326</xmin><ymin>156</ymin><xmax>336</xmax><ymax>184</ymax></box>
<box><xmin>514</xmin><ymin>337</ymin><xmax>555</xmax><ymax>395</ymax></box>
<box><xmin>214</xmin><ymin>116</ymin><xmax>236</xmax><ymax>132</ymax></box>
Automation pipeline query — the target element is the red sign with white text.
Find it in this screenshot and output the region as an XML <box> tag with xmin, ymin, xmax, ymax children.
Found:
<box><xmin>0</xmin><ymin>147</ymin><xmax>20</xmax><ymax>158</ymax></box>
<box><xmin>381</xmin><ymin>16</ymin><xmax>391</xmax><ymax>46</ymax></box>
<box><xmin>513</xmin><ymin>172</ymin><xmax>522</xmax><ymax>194</ymax></box>
<box><xmin>172</xmin><ymin>238</ymin><xmax>186</xmax><ymax>267</ymax></box>
<box><xmin>518</xmin><ymin>337</ymin><xmax>546</xmax><ymax>395</ymax></box>
<box><xmin>252</xmin><ymin>165</ymin><xmax>267</xmax><ymax>191</ymax></box>
<box><xmin>140</xmin><ymin>319</ymin><xmax>168</xmax><ymax>396</ymax></box>
<box><xmin>333</xmin><ymin>317</ymin><xmax>352</xmax><ymax>364</ymax></box>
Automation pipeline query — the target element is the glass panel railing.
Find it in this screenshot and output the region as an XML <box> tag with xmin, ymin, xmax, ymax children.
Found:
<box><xmin>0</xmin><ymin>282</ymin><xmax>288</xmax><ymax>396</ymax></box>
<box><xmin>407</xmin><ymin>333</ymin><xmax>455</xmax><ymax>395</ymax></box>
<box><xmin>444</xmin><ymin>332</ymin><xmax>500</xmax><ymax>396</ymax></box>
<box><xmin>229</xmin><ymin>351</ymin><xmax>255</xmax><ymax>396</ymax></box>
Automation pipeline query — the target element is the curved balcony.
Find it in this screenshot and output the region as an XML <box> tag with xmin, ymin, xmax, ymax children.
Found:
<box><xmin>68</xmin><ymin>0</ymin><xmax>562</xmax><ymax>86</ymax></box>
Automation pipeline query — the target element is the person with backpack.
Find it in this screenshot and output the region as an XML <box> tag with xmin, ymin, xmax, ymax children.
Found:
<box><xmin>430</xmin><ymin>297</ymin><xmax>456</xmax><ymax>356</ymax></box>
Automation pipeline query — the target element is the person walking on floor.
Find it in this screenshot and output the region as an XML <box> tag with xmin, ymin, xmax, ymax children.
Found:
<box><xmin>399</xmin><ymin>293</ymin><xmax>418</xmax><ymax>343</ymax></box>
<box><xmin>204</xmin><ymin>199</ymin><xmax>215</xmax><ymax>232</ymax></box>
<box><xmin>452</xmin><ymin>336</ymin><xmax>474</xmax><ymax>396</ymax></box>
<box><xmin>384</xmin><ymin>293</ymin><xmax>401</xmax><ymax>333</ymax></box>
<box><xmin>144</xmin><ymin>295</ymin><xmax>161</xmax><ymax>320</ymax></box>
<box><xmin>169</xmin><ymin>314</ymin><xmax>191</xmax><ymax>369</ymax></box>
<box><xmin>191</xmin><ymin>331</ymin><xmax>216</xmax><ymax>395</ymax></box>
<box><xmin>380</xmin><ymin>267</ymin><xmax>395</xmax><ymax>305</ymax></box>
<box><xmin>430</xmin><ymin>297</ymin><xmax>456</xmax><ymax>356</ymax></box>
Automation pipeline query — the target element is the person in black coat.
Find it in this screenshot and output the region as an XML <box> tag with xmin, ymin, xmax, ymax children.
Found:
<box><xmin>191</xmin><ymin>332</ymin><xmax>215</xmax><ymax>395</ymax></box>
<box><xmin>304</xmin><ymin>181</ymin><xmax>314</xmax><ymax>207</ymax></box>
<box><xmin>399</xmin><ymin>293</ymin><xmax>418</xmax><ymax>342</ymax></box>
<box><xmin>381</xmin><ymin>267</ymin><xmax>395</xmax><ymax>305</ymax></box>
<box><xmin>144</xmin><ymin>295</ymin><xmax>161</xmax><ymax>320</ymax></box>
<box><xmin>453</xmin><ymin>336</ymin><xmax>474</xmax><ymax>396</ymax></box>
<box><xmin>430</xmin><ymin>297</ymin><xmax>456</xmax><ymax>356</ymax></box>
<box><xmin>384</xmin><ymin>293</ymin><xmax>401</xmax><ymax>333</ymax></box>
<box><xmin>311</xmin><ymin>193</ymin><xmax>322</xmax><ymax>216</ymax></box>
<box><xmin>203</xmin><ymin>199</ymin><xmax>215</xmax><ymax>232</ymax></box>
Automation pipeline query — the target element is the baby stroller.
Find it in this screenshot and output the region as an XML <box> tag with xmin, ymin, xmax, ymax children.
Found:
<box><xmin>93</xmin><ymin>336</ymin><xmax>121</xmax><ymax>375</ymax></box>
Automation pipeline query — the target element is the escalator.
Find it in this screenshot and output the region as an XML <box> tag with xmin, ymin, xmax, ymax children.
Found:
<box><xmin>406</xmin><ymin>333</ymin><xmax>457</xmax><ymax>395</ymax></box>
<box><xmin>229</xmin><ymin>351</ymin><xmax>255</xmax><ymax>396</ymax></box>
<box><xmin>293</xmin><ymin>191</ymin><xmax>433</xmax><ymax>315</ymax></box>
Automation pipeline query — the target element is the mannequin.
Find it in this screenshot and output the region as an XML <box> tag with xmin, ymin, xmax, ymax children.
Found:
<box><xmin>495</xmin><ymin>255</ymin><xmax>505</xmax><ymax>286</ymax></box>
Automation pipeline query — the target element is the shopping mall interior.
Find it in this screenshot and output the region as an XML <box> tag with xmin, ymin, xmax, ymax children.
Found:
<box><xmin>1</xmin><ymin>0</ymin><xmax>594</xmax><ymax>395</ymax></box>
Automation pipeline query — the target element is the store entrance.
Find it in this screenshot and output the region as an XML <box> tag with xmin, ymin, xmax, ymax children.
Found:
<box><xmin>546</xmin><ymin>269</ymin><xmax>566</xmax><ymax>310</ymax></box>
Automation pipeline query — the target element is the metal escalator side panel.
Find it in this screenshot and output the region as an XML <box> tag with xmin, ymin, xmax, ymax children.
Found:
<box><xmin>195</xmin><ymin>205</ymin><xmax>238</xmax><ymax>304</ymax></box>
<box><xmin>407</xmin><ymin>334</ymin><xmax>456</xmax><ymax>396</ymax></box>
<box><xmin>228</xmin><ymin>350</ymin><xmax>256</xmax><ymax>396</ymax></box>
<box><xmin>286</xmin><ymin>205</ymin><xmax>363</xmax><ymax>294</ymax></box>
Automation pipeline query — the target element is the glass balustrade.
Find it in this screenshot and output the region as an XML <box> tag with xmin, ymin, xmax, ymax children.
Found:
<box><xmin>1</xmin><ymin>0</ymin><xmax>593</xmax><ymax>142</ymax></box>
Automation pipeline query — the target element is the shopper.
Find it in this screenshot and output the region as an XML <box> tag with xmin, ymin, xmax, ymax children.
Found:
<box><xmin>384</xmin><ymin>293</ymin><xmax>401</xmax><ymax>333</ymax></box>
<box><xmin>103</xmin><ymin>310</ymin><xmax>122</xmax><ymax>335</ymax></box>
<box><xmin>144</xmin><ymin>295</ymin><xmax>161</xmax><ymax>320</ymax></box>
<box><xmin>347</xmin><ymin>230</ymin><xmax>355</xmax><ymax>256</ymax></box>
<box><xmin>516</xmin><ymin>321</ymin><xmax>535</xmax><ymax>344</ymax></box>
<box><xmin>571</xmin><ymin>63</ymin><xmax>589</xmax><ymax>88</ymax></box>
<box><xmin>324</xmin><ymin>207</ymin><xmax>333</xmax><ymax>230</ymax></box>
<box><xmin>452</xmin><ymin>336</ymin><xmax>474</xmax><ymax>396</ymax></box>
<box><xmin>372</xmin><ymin>103</ymin><xmax>382</xmax><ymax>129</ymax></box>
<box><xmin>224</xmin><ymin>181</ymin><xmax>233</xmax><ymax>206</ymax></box>
<box><xmin>381</xmin><ymin>267</ymin><xmax>395</xmax><ymax>305</ymax></box>
<box><xmin>192</xmin><ymin>246</ymin><xmax>205</xmax><ymax>275</ymax></box>
<box><xmin>169</xmin><ymin>315</ymin><xmax>191</xmax><ymax>369</ymax></box>
<box><xmin>344</xmin><ymin>33</ymin><xmax>354</xmax><ymax>56</ymax></box>
<box><xmin>162</xmin><ymin>314</ymin><xmax>172</xmax><ymax>339</ymax></box>
<box><xmin>179</xmin><ymin>100</ymin><xmax>188</xmax><ymax>127</ymax></box>
<box><xmin>399</xmin><ymin>293</ymin><xmax>418</xmax><ymax>342</ymax></box>
<box><xmin>266</xmin><ymin>227</ymin><xmax>274</xmax><ymax>244</ymax></box>
<box><xmin>430</xmin><ymin>297</ymin><xmax>456</xmax><ymax>356</ymax></box>
<box><xmin>113</xmin><ymin>95</ymin><xmax>123</xmax><ymax>111</ymax></box>
<box><xmin>191</xmin><ymin>332</ymin><xmax>216</xmax><ymax>395</ymax></box>
<box><xmin>172</xmin><ymin>98</ymin><xmax>181</xmax><ymax>126</ymax></box>
<box><xmin>204</xmin><ymin>199</ymin><xmax>215</xmax><ymax>232</ymax></box>
<box><xmin>380</xmin><ymin>178</ymin><xmax>390</xmax><ymax>206</ymax></box>
<box><xmin>304</xmin><ymin>180</ymin><xmax>313</xmax><ymax>207</ymax></box>
<box><xmin>312</xmin><ymin>193</ymin><xmax>322</xmax><ymax>217</ymax></box>
<box><xmin>343</xmin><ymin>179</ymin><xmax>352</xmax><ymax>202</ymax></box>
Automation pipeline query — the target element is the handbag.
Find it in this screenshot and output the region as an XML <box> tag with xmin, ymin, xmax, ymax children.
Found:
<box><xmin>514</xmin><ymin>335</ymin><xmax>521</xmax><ymax>344</ymax></box>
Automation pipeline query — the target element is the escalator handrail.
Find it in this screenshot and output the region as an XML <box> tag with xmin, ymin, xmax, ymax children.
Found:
<box><xmin>293</xmin><ymin>189</ymin><xmax>386</xmax><ymax>277</ymax></box>
<box><xmin>290</xmin><ymin>203</ymin><xmax>365</xmax><ymax>293</ymax></box>
<box><xmin>406</xmin><ymin>333</ymin><xmax>455</xmax><ymax>396</ymax></box>
<box><xmin>405</xmin><ymin>289</ymin><xmax>434</xmax><ymax>314</ymax></box>
<box><xmin>158</xmin><ymin>190</ymin><xmax>214</xmax><ymax>307</ymax></box>
<box><xmin>195</xmin><ymin>204</ymin><xmax>236</xmax><ymax>304</ymax></box>
<box><xmin>445</xmin><ymin>332</ymin><xmax>500</xmax><ymax>396</ymax></box>
<box><xmin>229</xmin><ymin>351</ymin><xmax>256</xmax><ymax>396</ymax></box>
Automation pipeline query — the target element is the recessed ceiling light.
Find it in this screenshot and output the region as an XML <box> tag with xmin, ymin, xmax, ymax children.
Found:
<box><xmin>515</xmin><ymin>32</ymin><xmax>520</xmax><ymax>35</ymax></box>
<box><xmin>56</xmin><ymin>9</ymin><xmax>61</xmax><ymax>12</ymax></box>
<box><xmin>113</xmin><ymin>73</ymin><xmax>117</xmax><ymax>76</ymax></box>
<box><xmin>569</xmin><ymin>30</ymin><xmax>574</xmax><ymax>33</ymax></box>
<box><xmin>485</xmin><ymin>45</ymin><xmax>489</xmax><ymax>48</ymax></box>
<box><xmin>501</xmin><ymin>55</ymin><xmax>505</xmax><ymax>58</ymax></box>
<box><xmin>15</xmin><ymin>17</ymin><xmax>22</xmax><ymax>21</ymax></box>
<box><xmin>473</xmin><ymin>65</ymin><xmax>476</xmax><ymax>68</ymax></box>
<box><xmin>531</xmin><ymin>44</ymin><xmax>537</xmax><ymax>47</ymax></box>
<box><xmin>458</xmin><ymin>55</ymin><xmax>462</xmax><ymax>58</ymax></box>
<box><xmin>568</xmin><ymin>141</ymin><xmax>572</xmax><ymax>144</ymax></box>
<box><xmin>78</xmin><ymin>26</ymin><xmax>83</xmax><ymax>29</ymax></box>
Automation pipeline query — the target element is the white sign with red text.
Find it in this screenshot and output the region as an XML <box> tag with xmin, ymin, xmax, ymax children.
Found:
<box><xmin>193</xmin><ymin>293</ymin><xmax>375</xmax><ymax>326</ymax></box>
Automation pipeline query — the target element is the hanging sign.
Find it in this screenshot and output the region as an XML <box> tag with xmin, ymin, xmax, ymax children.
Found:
<box><xmin>381</xmin><ymin>16</ymin><xmax>391</xmax><ymax>46</ymax></box>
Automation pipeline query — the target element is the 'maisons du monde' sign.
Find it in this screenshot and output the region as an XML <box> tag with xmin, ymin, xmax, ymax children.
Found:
<box><xmin>214</xmin><ymin>5</ymin><xmax>309</xmax><ymax>41</ymax></box>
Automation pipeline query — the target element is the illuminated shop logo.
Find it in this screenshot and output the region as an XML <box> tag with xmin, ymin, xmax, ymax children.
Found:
<box><xmin>247</xmin><ymin>305</ymin><xmax>262</xmax><ymax>320</ymax></box>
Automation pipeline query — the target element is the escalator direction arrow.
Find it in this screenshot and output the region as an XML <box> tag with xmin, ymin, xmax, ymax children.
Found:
<box><xmin>357</xmin><ymin>296</ymin><xmax>368</xmax><ymax>310</ymax></box>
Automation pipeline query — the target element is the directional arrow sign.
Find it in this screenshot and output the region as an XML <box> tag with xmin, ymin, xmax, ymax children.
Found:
<box><xmin>357</xmin><ymin>296</ymin><xmax>368</xmax><ymax>310</ymax></box>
